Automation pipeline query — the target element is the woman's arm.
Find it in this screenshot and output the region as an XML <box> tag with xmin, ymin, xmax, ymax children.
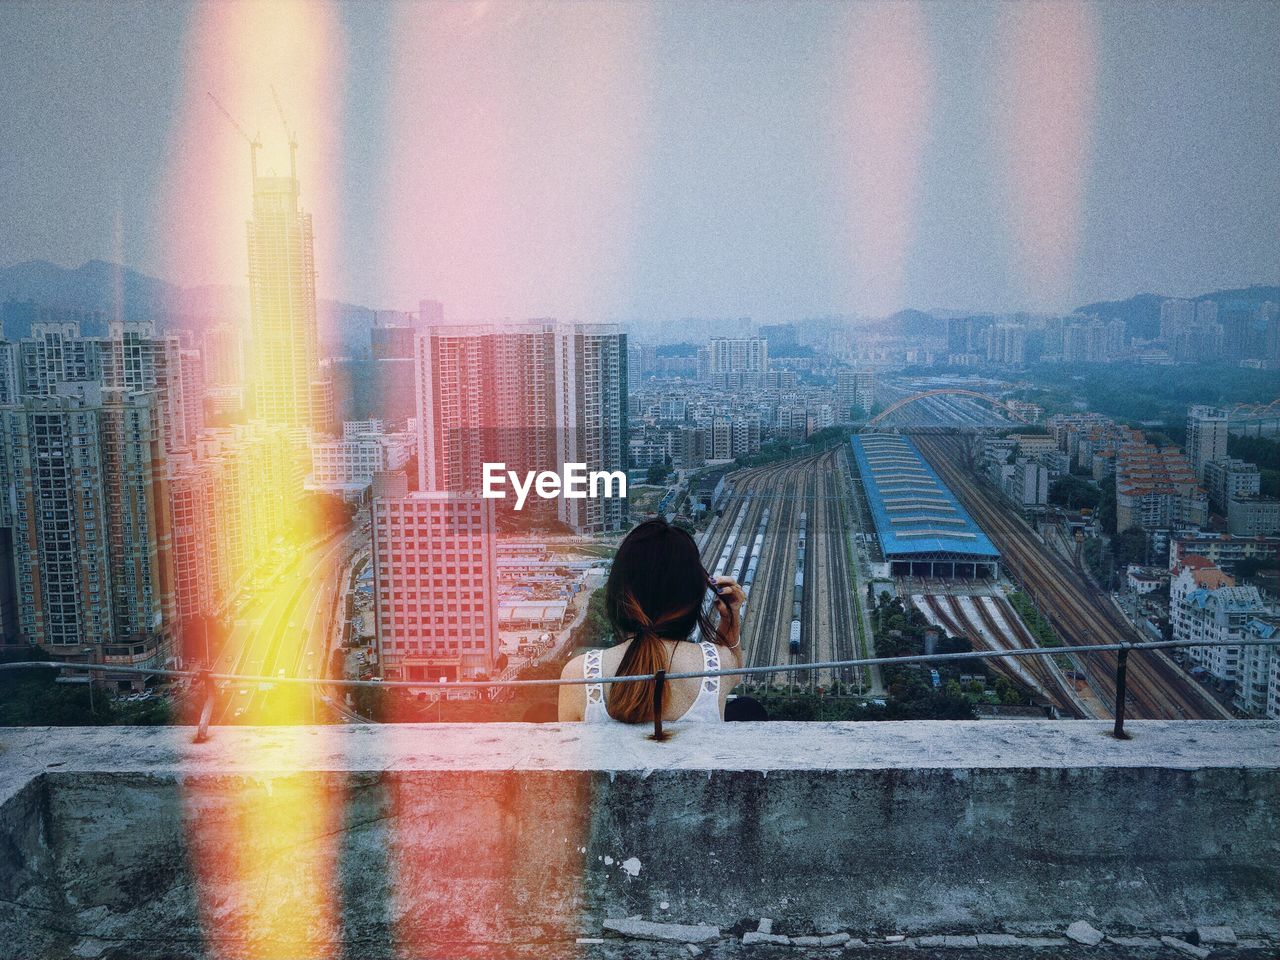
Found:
<box><xmin>711</xmin><ymin>576</ymin><xmax>746</xmax><ymax>648</ymax></box>
<box><xmin>711</xmin><ymin>576</ymin><xmax>747</xmax><ymax>686</ymax></box>
<box><xmin>711</xmin><ymin>583</ymin><xmax>747</xmax><ymax>701</ymax></box>
<box><xmin>557</xmin><ymin>656</ymin><xmax>585</xmax><ymax>721</ymax></box>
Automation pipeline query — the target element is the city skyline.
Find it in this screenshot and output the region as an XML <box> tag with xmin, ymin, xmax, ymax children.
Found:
<box><xmin>1</xmin><ymin>1</ymin><xmax>1278</xmax><ymax>323</ymax></box>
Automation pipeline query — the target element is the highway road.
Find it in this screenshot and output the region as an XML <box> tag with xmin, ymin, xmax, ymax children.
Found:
<box><xmin>915</xmin><ymin>433</ymin><xmax>1233</xmax><ymax>721</ymax></box>
<box><xmin>213</xmin><ymin>522</ymin><xmax>368</xmax><ymax>724</ymax></box>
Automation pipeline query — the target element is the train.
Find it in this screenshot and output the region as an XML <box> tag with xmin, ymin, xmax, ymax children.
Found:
<box><xmin>789</xmin><ymin>511</ymin><xmax>809</xmax><ymax>655</ymax></box>
<box><xmin>741</xmin><ymin>508</ymin><xmax>769</xmax><ymax>600</ymax></box>
<box><xmin>704</xmin><ymin>494</ymin><xmax>755</xmax><ymax>622</ymax></box>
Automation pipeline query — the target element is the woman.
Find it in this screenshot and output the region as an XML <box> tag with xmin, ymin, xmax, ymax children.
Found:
<box><xmin>558</xmin><ymin>518</ymin><xmax>746</xmax><ymax>723</ymax></box>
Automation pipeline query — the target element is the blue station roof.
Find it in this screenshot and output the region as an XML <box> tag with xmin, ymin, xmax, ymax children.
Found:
<box><xmin>850</xmin><ymin>434</ymin><xmax>1000</xmax><ymax>559</ymax></box>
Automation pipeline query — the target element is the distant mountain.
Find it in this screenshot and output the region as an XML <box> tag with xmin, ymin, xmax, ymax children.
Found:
<box><xmin>0</xmin><ymin>259</ymin><xmax>374</xmax><ymax>354</ymax></box>
<box><xmin>0</xmin><ymin>260</ymin><xmax>183</xmax><ymax>333</ymax></box>
<box><xmin>1074</xmin><ymin>285</ymin><xmax>1280</xmax><ymax>341</ymax></box>
<box><xmin>886</xmin><ymin>308</ymin><xmax>945</xmax><ymax>338</ymax></box>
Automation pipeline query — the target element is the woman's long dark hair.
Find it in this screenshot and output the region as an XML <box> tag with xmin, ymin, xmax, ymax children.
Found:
<box><xmin>603</xmin><ymin>518</ymin><xmax>723</xmax><ymax>723</ymax></box>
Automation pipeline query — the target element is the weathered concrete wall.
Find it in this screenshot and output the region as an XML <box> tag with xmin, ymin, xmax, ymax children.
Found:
<box><xmin>0</xmin><ymin>721</ymin><xmax>1276</xmax><ymax>959</ymax></box>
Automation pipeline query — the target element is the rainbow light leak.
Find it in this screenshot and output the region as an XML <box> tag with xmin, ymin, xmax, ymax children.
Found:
<box><xmin>375</xmin><ymin>5</ymin><xmax>651</xmax><ymax>950</ymax></box>
<box><xmin>166</xmin><ymin>2</ymin><xmax>347</xmax><ymax>956</ymax></box>
<box><xmin>379</xmin><ymin>1</ymin><xmax>655</xmax><ymax>318</ymax></box>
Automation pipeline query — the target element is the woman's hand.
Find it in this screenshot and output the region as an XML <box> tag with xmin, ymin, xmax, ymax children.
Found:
<box><xmin>711</xmin><ymin>576</ymin><xmax>746</xmax><ymax>648</ymax></box>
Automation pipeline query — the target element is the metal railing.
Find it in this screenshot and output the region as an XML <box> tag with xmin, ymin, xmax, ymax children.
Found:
<box><xmin>4</xmin><ymin>636</ymin><xmax>1278</xmax><ymax>743</ymax></box>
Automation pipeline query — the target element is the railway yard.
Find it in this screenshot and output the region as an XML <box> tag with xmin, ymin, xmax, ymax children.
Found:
<box><xmin>696</xmin><ymin>420</ymin><xmax>1236</xmax><ymax>722</ymax></box>
<box><xmin>914</xmin><ymin>432</ymin><xmax>1233</xmax><ymax>721</ymax></box>
<box><xmin>699</xmin><ymin>447</ymin><xmax>872</xmax><ymax>692</ymax></box>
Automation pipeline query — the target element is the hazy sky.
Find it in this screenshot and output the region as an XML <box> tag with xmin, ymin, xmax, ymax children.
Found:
<box><xmin>1</xmin><ymin>1</ymin><xmax>1277</xmax><ymax>322</ymax></box>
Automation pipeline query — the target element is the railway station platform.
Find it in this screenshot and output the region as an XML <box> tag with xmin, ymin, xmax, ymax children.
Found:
<box><xmin>850</xmin><ymin>434</ymin><xmax>1001</xmax><ymax>579</ymax></box>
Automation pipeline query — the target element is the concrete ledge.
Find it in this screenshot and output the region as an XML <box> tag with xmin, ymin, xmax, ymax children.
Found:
<box><xmin>1</xmin><ymin>721</ymin><xmax>1276</xmax><ymax>959</ymax></box>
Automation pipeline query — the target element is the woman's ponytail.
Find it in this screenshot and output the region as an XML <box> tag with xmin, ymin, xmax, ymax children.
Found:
<box><xmin>607</xmin><ymin>593</ymin><xmax>673</xmax><ymax>723</ymax></box>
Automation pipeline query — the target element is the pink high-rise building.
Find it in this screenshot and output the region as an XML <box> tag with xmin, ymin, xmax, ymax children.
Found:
<box><xmin>371</xmin><ymin>492</ymin><xmax>498</xmax><ymax>682</ymax></box>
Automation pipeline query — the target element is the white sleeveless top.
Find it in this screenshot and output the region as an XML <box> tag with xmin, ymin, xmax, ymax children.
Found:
<box><xmin>583</xmin><ymin>640</ymin><xmax>723</xmax><ymax>724</ymax></box>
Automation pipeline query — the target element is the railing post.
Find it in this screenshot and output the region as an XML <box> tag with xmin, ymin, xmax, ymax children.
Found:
<box><xmin>652</xmin><ymin>670</ymin><xmax>666</xmax><ymax>741</ymax></box>
<box><xmin>1111</xmin><ymin>647</ymin><xmax>1131</xmax><ymax>740</ymax></box>
<box><xmin>194</xmin><ymin>669</ymin><xmax>216</xmax><ymax>744</ymax></box>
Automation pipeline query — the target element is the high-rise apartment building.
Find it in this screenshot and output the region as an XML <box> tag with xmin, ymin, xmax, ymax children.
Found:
<box><xmin>1186</xmin><ymin>405</ymin><xmax>1229</xmax><ymax>480</ymax></box>
<box><xmin>416</xmin><ymin>320</ymin><xmax>559</xmax><ymax>496</ymax></box>
<box><xmin>10</xmin><ymin>319</ymin><xmax>189</xmax><ymax>452</ymax></box>
<box><xmin>704</xmin><ymin>336</ymin><xmax>769</xmax><ymax>389</ymax></box>
<box><xmin>98</xmin><ymin>387</ymin><xmax>176</xmax><ymax>649</ymax></box>
<box><xmin>984</xmin><ymin>324</ymin><xmax>1027</xmax><ymax>365</ymax></box>
<box><xmin>1115</xmin><ymin>441</ymin><xmax>1209</xmax><ymax>532</ymax></box>
<box><xmin>179</xmin><ymin>348</ymin><xmax>205</xmax><ymax>445</ymax></box>
<box><xmin>1203</xmin><ymin>458</ymin><xmax>1261</xmax><ymax>512</ymax></box>
<box><xmin>367</xmin><ymin>309</ymin><xmax>422</xmax><ymax>428</ymax></box>
<box><xmin>1160</xmin><ymin>299</ymin><xmax>1197</xmax><ymax>340</ymax></box>
<box><xmin>414</xmin><ymin>320</ymin><xmax>627</xmax><ymax>532</ymax></box>
<box><xmin>0</xmin><ymin>386</ymin><xmax>113</xmax><ymax>654</ymax></box>
<box><xmin>834</xmin><ymin>368</ymin><xmax>875</xmax><ymax>418</ymax></box>
<box><xmin>168</xmin><ymin>452</ymin><xmax>218</xmax><ymax>623</ymax></box>
<box><xmin>104</xmin><ymin>320</ymin><xmax>187</xmax><ymax>452</ymax></box>
<box><xmin>0</xmin><ymin>383</ymin><xmax>174</xmax><ymax>667</ymax></box>
<box><xmin>245</xmin><ymin>142</ymin><xmax>327</xmax><ymax>432</ymax></box>
<box><xmin>371</xmin><ymin>491</ymin><xmax>498</xmax><ymax>682</ymax></box>
<box><xmin>554</xmin><ymin>323</ymin><xmax>628</xmax><ymax>533</ymax></box>
<box><xmin>201</xmin><ymin>323</ymin><xmax>243</xmax><ymax>387</ymax></box>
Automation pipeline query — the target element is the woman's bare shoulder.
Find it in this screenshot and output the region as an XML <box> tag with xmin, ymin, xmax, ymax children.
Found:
<box><xmin>560</xmin><ymin>653</ymin><xmax>586</xmax><ymax>679</ymax></box>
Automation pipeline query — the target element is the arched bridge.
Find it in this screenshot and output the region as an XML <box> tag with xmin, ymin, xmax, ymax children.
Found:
<box><xmin>865</xmin><ymin>389</ymin><xmax>1031</xmax><ymax>428</ymax></box>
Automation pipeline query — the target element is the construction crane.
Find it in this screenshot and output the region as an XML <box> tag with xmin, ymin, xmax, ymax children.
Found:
<box><xmin>270</xmin><ymin>84</ymin><xmax>298</xmax><ymax>180</ymax></box>
<box><xmin>207</xmin><ymin>92</ymin><xmax>261</xmax><ymax>179</ymax></box>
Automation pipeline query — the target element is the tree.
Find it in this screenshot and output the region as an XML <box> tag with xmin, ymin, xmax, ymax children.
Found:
<box><xmin>352</xmin><ymin>683</ymin><xmax>391</xmax><ymax>721</ymax></box>
<box><xmin>570</xmin><ymin>588</ymin><xmax>612</xmax><ymax>650</ymax></box>
<box><xmin>1112</xmin><ymin>527</ymin><xmax>1149</xmax><ymax>570</ymax></box>
<box><xmin>1049</xmin><ymin>475</ymin><xmax>1101</xmax><ymax>511</ymax></box>
<box><xmin>296</xmin><ymin>492</ymin><xmax>357</xmax><ymax>537</ymax></box>
<box><xmin>1233</xmin><ymin>557</ymin><xmax>1268</xmax><ymax>580</ymax></box>
<box><xmin>1097</xmin><ymin>479</ymin><xmax>1118</xmax><ymax>534</ymax></box>
<box><xmin>645</xmin><ymin>462</ymin><xmax>669</xmax><ymax>485</ymax></box>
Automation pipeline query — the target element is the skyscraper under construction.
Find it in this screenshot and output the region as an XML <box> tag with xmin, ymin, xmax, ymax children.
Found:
<box><xmin>245</xmin><ymin>141</ymin><xmax>330</xmax><ymax>432</ymax></box>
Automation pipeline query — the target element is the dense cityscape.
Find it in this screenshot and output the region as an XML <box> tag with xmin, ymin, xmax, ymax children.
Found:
<box><xmin>1</xmin><ymin>136</ymin><xmax>1277</xmax><ymax>727</ymax></box>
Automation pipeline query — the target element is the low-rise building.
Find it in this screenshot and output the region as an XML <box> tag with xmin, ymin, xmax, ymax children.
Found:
<box><xmin>1127</xmin><ymin>565</ymin><xmax>1168</xmax><ymax>595</ymax></box>
<box><xmin>1227</xmin><ymin>495</ymin><xmax>1280</xmax><ymax>537</ymax></box>
<box><xmin>1203</xmin><ymin>458</ymin><xmax>1261</xmax><ymax>512</ymax></box>
<box><xmin>1169</xmin><ymin>533</ymin><xmax>1280</xmax><ymax>575</ymax></box>
<box><xmin>307</xmin><ymin>425</ymin><xmax>415</xmax><ymax>500</ymax></box>
<box><xmin>1170</xmin><ymin>564</ymin><xmax>1270</xmax><ymax>709</ymax></box>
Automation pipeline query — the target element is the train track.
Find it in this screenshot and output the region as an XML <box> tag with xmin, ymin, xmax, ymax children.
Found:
<box><xmin>699</xmin><ymin>450</ymin><xmax>860</xmax><ymax>692</ymax></box>
<box><xmin>914</xmin><ymin>433</ymin><xmax>1232</xmax><ymax>721</ymax></box>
